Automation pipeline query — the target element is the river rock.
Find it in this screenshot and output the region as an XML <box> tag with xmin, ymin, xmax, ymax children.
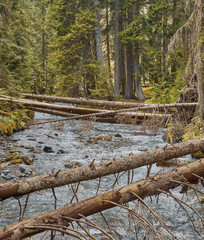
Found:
<box><xmin>43</xmin><ymin>146</ymin><xmax>54</xmax><ymax>153</ymax></box>
<box><xmin>114</xmin><ymin>133</ymin><xmax>122</xmax><ymax>138</ymax></box>
<box><xmin>138</xmin><ymin>146</ymin><xmax>149</xmax><ymax>152</ymax></box>
<box><xmin>88</xmin><ymin>134</ymin><xmax>112</xmax><ymax>144</ymax></box>
<box><xmin>47</xmin><ymin>133</ymin><xmax>59</xmax><ymax>139</ymax></box>
<box><xmin>19</xmin><ymin>164</ymin><xmax>32</xmax><ymax>176</ymax></box>
<box><xmin>57</xmin><ymin>149</ymin><xmax>65</xmax><ymax>154</ymax></box>
<box><xmin>1</xmin><ymin>170</ymin><xmax>15</xmax><ymax>180</ymax></box>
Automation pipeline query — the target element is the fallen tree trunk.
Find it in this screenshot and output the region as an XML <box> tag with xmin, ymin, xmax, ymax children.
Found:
<box><xmin>27</xmin><ymin>106</ymin><xmax>171</xmax><ymax>124</ymax></box>
<box><xmin>1</xmin><ymin>138</ymin><xmax>204</xmax><ymax>201</ymax></box>
<box><xmin>22</xmin><ymin>93</ymin><xmax>198</xmax><ymax>110</ymax></box>
<box><xmin>0</xmin><ymin>96</ymin><xmax>171</xmax><ymax>126</ymax></box>
<box><xmin>0</xmin><ymin>159</ymin><xmax>203</xmax><ymax>240</ymax></box>
<box><xmin>22</xmin><ymin>93</ymin><xmax>148</xmax><ymax>109</ymax></box>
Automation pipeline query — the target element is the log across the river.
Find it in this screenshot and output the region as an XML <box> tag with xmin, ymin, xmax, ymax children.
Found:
<box><xmin>0</xmin><ymin>159</ymin><xmax>203</xmax><ymax>240</ymax></box>
<box><xmin>0</xmin><ymin>138</ymin><xmax>204</xmax><ymax>201</ymax></box>
<box><xmin>0</xmin><ymin>96</ymin><xmax>172</xmax><ymax>123</ymax></box>
<box><xmin>22</xmin><ymin>93</ymin><xmax>198</xmax><ymax>110</ymax></box>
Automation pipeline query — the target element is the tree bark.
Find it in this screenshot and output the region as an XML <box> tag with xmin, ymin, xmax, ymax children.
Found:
<box><xmin>125</xmin><ymin>7</ymin><xmax>134</xmax><ymax>99</ymax></box>
<box><xmin>0</xmin><ymin>159</ymin><xmax>203</xmax><ymax>240</ymax></box>
<box><xmin>114</xmin><ymin>0</ymin><xmax>120</xmax><ymax>99</ymax></box>
<box><xmin>134</xmin><ymin>0</ymin><xmax>145</xmax><ymax>101</ymax></box>
<box><xmin>21</xmin><ymin>93</ymin><xmax>198</xmax><ymax>110</ymax></box>
<box><xmin>1</xmin><ymin>138</ymin><xmax>204</xmax><ymax>201</ymax></box>
<box><xmin>94</xmin><ymin>0</ymin><xmax>104</xmax><ymax>68</ymax></box>
<box><xmin>169</xmin><ymin>0</ymin><xmax>204</xmax><ymax>123</ymax></box>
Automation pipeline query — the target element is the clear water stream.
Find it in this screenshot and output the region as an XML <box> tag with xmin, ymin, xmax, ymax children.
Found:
<box><xmin>0</xmin><ymin>112</ymin><xmax>203</xmax><ymax>239</ymax></box>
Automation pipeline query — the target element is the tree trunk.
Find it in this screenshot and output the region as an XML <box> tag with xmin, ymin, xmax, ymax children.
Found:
<box><xmin>125</xmin><ymin>8</ymin><xmax>134</xmax><ymax>99</ymax></box>
<box><xmin>105</xmin><ymin>0</ymin><xmax>111</xmax><ymax>70</ymax></box>
<box><xmin>134</xmin><ymin>0</ymin><xmax>145</xmax><ymax>101</ymax></box>
<box><xmin>94</xmin><ymin>0</ymin><xmax>104</xmax><ymax>68</ymax></box>
<box><xmin>169</xmin><ymin>0</ymin><xmax>204</xmax><ymax>123</ymax></box>
<box><xmin>114</xmin><ymin>0</ymin><xmax>120</xmax><ymax>99</ymax></box>
<box><xmin>1</xmin><ymin>138</ymin><xmax>204</xmax><ymax>201</ymax></box>
<box><xmin>0</xmin><ymin>159</ymin><xmax>203</xmax><ymax>240</ymax></box>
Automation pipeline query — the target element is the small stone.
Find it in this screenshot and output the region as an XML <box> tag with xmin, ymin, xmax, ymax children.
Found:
<box><xmin>115</xmin><ymin>133</ymin><xmax>122</xmax><ymax>138</ymax></box>
<box><xmin>2</xmin><ymin>169</ymin><xmax>11</xmax><ymax>175</ymax></box>
<box><xmin>43</xmin><ymin>146</ymin><xmax>54</xmax><ymax>153</ymax></box>
<box><xmin>19</xmin><ymin>164</ymin><xmax>32</xmax><ymax>175</ymax></box>
<box><xmin>1</xmin><ymin>172</ymin><xmax>15</xmax><ymax>180</ymax></box>
<box><xmin>57</xmin><ymin>149</ymin><xmax>65</xmax><ymax>154</ymax></box>
<box><xmin>138</xmin><ymin>146</ymin><xmax>149</xmax><ymax>152</ymax></box>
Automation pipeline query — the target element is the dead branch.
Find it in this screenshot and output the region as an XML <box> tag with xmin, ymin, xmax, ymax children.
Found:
<box><xmin>1</xmin><ymin>139</ymin><xmax>204</xmax><ymax>201</ymax></box>
<box><xmin>0</xmin><ymin>159</ymin><xmax>203</xmax><ymax>239</ymax></box>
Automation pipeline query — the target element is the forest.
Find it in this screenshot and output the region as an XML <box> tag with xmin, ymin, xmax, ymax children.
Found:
<box><xmin>0</xmin><ymin>0</ymin><xmax>204</xmax><ymax>239</ymax></box>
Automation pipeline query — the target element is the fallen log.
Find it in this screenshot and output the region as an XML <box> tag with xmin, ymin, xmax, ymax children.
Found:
<box><xmin>0</xmin><ymin>159</ymin><xmax>203</xmax><ymax>240</ymax></box>
<box><xmin>22</xmin><ymin>93</ymin><xmax>148</xmax><ymax>109</ymax></box>
<box><xmin>0</xmin><ymin>96</ymin><xmax>172</xmax><ymax>126</ymax></box>
<box><xmin>27</xmin><ymin>106</ymin><xmax>171</xmax><ymax>124</ymax></box>
<box><xmin>22</xmin><ymin>93</ymin><xmax>198</xmax><ymax>110</ymax></box>
<box><xmin>0</xmin><ymin>138</ymin><xmax>204</xmax><ymax>201</ymax></box>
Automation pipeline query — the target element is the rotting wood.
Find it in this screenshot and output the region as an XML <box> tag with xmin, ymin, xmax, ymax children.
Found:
<box><xmin>0</xmin><ymin>159</ymin><xmax>203</xmax><ymax>240</ymax></box>
<box><xmin>1</xmin><ymin>138</ymin><xmax>204</xmax><ymax>201</ymax></box>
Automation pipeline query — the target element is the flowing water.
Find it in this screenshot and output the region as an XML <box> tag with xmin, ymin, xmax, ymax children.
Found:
<box><xmin>0</xmin><ymin>112</ymin><xmax>203</xmax><ymax>239</ymax></box>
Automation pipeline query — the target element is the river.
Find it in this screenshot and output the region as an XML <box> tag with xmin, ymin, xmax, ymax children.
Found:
<box><xmin>0</xmin><ymin>111</ymin><xmax>203</xmax><ymax>239</ymax></box>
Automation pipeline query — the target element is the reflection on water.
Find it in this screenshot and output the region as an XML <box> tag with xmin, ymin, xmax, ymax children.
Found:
<box><xmin>0</xmin><ymin>112</ymin><xmax>203</xmax><ymax>239</ymax></box>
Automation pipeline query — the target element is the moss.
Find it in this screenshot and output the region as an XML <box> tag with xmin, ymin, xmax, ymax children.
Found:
<box><xmin>182</xmin><ymin>117</ymin><xmax>204</xmax><ymax>141</ymax></box>
<box><xmin>182</xmin><ymin>117</ymin><xmax>204</xmax><ymax>159</ymax></box>
<box><xmin>0</xmin><ymin>109</ymin><xmax>34</xmax><ymax>136</ymax></box>
<box><xmin>163</xmin><ymin>120</ymin><xmax>184</xmax><ymax>143</ymax></box>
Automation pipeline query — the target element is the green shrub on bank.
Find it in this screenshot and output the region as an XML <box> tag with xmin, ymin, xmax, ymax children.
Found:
<box><xmin>0</xmin><ymin>109</ymin><xmax>33</xmax><ymax>136</ymax></box>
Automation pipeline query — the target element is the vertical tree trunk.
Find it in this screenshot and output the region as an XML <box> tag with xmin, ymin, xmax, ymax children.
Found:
<box><xmin>125</xmin><ymin>7</ymin><xmax>134</xmax><ymax>99</ymax></box>
<box><xmin>94</xmin><ymin>0</ymin><xmax>104</xmax><ymax>68</ymax></box>
<box><xmin>105</xmin><ymin>0</ymin><xmax>111</xmax><ymax>70</ymax></box>
<box><xmin>114</xmin><ymin>0</ymin><xmax>120</xmax><ymax>99</ymax></box>
<box><xmin>198</xmin><ymin>0</ymin><xmax>204</xmax><ymax>123</ymax></box>
<box><xmin>134</xmin><ymin>0</ymin><xmax>145</xmax><ymax>101</ymax></box>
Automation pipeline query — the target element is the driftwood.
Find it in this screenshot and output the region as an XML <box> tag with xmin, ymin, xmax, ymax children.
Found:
<box><xmin>22</xmin><ymin>93</ymin><xmax>198</xmax><ymax>110</ymax></box>
<box><xmin>1</xmin><ymin>138</ymin><xmax>204</xmax><ymax>201</ymax></box>
<box><xmin>0</xmin><ymin>159</ymin><xmax>203</xmax><ymax>240</ymax></box>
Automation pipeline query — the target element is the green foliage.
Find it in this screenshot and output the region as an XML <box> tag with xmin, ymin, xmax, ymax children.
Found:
<box><xmin>48</xmin><ymin>6</ymin><xmax>97</xmax><ymax>97</ymax></box>
<box><xmin>0</xmin><ymin>109</ymin><xmax>32</xmax><ymax>135</ymax></box>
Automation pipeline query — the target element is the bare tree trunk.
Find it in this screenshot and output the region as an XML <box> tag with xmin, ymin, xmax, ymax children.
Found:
<box><xmin>169</xmin><ymin>0</ymin><xmax>204</xmax><ymax>123</ymax></box>
<box><xmin>125</xmin><ymin>7</ymin><xmax>134</xmax><ymax>99</ymax></box>
<box><xmin>105</xmin><ymin>0</ymin><xmax>111</xmax><ymax>70</ymax></box>
<box><xmin>114</xmin><ymin>0</ymin><xmax>120</xmax><ymax>99</ymax></box>
<box><xmin>1</xmin><ymin>138</ymin><xmax>204</xmax><ymax>201</ymax></box>
<box><xmin>0</xmin><ymin>159</ymin><xmax>203</xmax><ymax>240</ymax></box>
<box><xmin>134</xmin><ymin>0</ymin><xmax>145</xmax><ymax>101</ymax></box>
<box><xmin>94</xmin><ymin>0</ymin><xmax>104</xmax><ymax>68</ymax></box>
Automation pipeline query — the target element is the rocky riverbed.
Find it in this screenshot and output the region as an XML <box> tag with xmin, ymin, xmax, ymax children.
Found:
<box><xmin>0</xmin><ymin>112</ymin><xmax>203</xmax><ymax>239</ymax></box>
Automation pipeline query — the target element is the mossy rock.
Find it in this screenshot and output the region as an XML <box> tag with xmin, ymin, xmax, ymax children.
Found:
<box><xmin>65</xmin><ymin>161</ymin><xmax>83</xmax><ymax>168</ymax></box>
<box><xmin>88</xmin><ymin>134</ymin><xmax>112</xmax><ymax>144</ymax></box>
<box><xmin>6</xmin><ymin>153</ymin><xmax>33</xmax><ymax>165</ymax></box>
